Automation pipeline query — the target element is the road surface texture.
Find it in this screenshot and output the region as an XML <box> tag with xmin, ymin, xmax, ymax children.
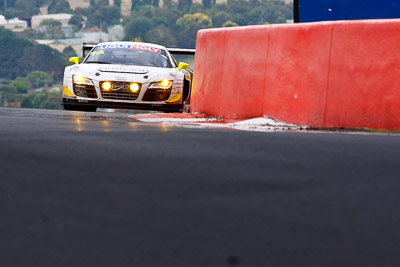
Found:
<box><xmin>1</xmin><ymin>107</ymin><xmax>400</xmax><ymax>267</ymax></box>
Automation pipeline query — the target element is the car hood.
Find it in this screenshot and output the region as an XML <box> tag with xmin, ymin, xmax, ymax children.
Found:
<box><xmin>65</xmin><ymin>63</ymin><xmax>177</xmax><ymax>83</ymax></box>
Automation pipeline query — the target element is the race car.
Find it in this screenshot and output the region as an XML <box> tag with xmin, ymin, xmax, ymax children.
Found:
<box><xmin>62</xmin><ymin>41</ymin><xmax>194</xmax><ymax>112</ymax></box>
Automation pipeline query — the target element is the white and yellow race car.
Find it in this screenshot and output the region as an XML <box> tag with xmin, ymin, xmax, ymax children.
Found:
<box><xmin>62</xmin><ymin>42</ymin><xmax>194</xmax><ymax>112</ymax></box>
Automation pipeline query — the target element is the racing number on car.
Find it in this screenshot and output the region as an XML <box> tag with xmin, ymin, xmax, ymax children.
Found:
<box><xmin>92</xmin><ymin>50</ymin><xmax>105</xmax><ymax>56</ymax></box>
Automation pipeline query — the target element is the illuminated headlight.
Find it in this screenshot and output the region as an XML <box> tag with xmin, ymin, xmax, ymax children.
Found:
<box><xmin>130</xmin><ymin>83</ymin><xmax>140</xmax><ymax>92</ymax></box>
<box><xmin>73</xmin><ymin>74</ymin><xmax>93</xmax><ymax>85</ymax></box>
<box><xmin>148</xmin><ymin>79</ymin><xmax>173</xmax><ymax>89</ymax></box>
<box><xmin>102</xmin><ymin>81</ymin><xmax>112</xmax><ymax>91</ymax></box>
<box><xmin>184</xmin><ymin>71</ymin><xmax>192</xmax><ymax>81</ymax></box>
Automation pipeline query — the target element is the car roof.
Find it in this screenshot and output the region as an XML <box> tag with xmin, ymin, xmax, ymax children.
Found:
<box><xmin>95</xmin><ymin>41</ymin><xmax>167</xmax><ymax>51</ymax></box>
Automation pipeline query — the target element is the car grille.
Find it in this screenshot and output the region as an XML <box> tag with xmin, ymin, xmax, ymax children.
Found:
<box><xmin>99</xmin><ymin>81</ymin><xmax>140</xmax><ymax>101</ymax></box>
<box><xmin>143</xmin><ymin>88</ymin><xmax>172</xmax><ymax>101</ymax></box>
<box><xmin>73</xmin><ymin>83</ymin><xmax>97</xmax><ymax>98</ymax></box>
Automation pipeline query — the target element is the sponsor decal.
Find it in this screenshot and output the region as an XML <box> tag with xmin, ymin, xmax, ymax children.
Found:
<box><xmin>98</xmin><ymin>44</ymin><xmax>161</xmax><ymax>54</ymax></box>
<box><xmin>114</xmin><ymin>77</ymin><xmax>128</xmax><ymax>81</ymax></box>
<box><xmin>97</xmin><ymin>66</ymin><xmax>149</xmax><ymax>74</ymax></box>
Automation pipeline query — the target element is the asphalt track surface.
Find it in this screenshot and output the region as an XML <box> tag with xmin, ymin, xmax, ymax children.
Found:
<box><xmin>1</xmin><ymin>107</ymin><xmax>400</xmax><ymax>267</ymax></box>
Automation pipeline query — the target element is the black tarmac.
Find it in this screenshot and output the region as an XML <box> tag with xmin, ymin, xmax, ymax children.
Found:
<box><xmin>1</xmin><ymin>107</ymin><xmax>400</xmax><ymax>267</ymax></box>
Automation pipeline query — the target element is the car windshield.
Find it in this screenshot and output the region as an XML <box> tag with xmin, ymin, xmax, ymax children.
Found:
<box><xmin>84</xmin><ymin>44</ymin><xmax>172</xmax><ymax>68</ymax></box>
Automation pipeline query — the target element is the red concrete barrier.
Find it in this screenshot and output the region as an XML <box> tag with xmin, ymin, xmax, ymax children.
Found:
<box><xmin>263</xmin><ymin>22</ymin><xmax>332</xmax><ymax>126</ymax></box>
<box><xmin>325</xmin><ymin>20</ymin><xmax>400</xmax><ymax>130</ymax></box>
<box><xmin>191</xmin><ymin>29</ymin><xmax>226</xmax><ymax>117</ymax></box>
<box><xmin>219</xmin><ymin>26</ymin><xmax>270</xmax><ymax>119</ymax></box>
<box><xmin>191</xmin><ymin>19</ymin><xmax>400</xmax><ymax>130</ymax></box>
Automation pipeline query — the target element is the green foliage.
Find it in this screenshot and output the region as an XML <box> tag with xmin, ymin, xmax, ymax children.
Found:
<box><xmin>210</xmin><ymin>11</ymin><xmax>231</xmax><ymax>27</ymax></box>
<box><xmin>40</xmin><ymin>19</ymin><xmax>62</xmax><ymax>28</ymax></box>
<box><xmin>48</xmin><ymin>0</ymin><xmax>72</xmax><ymax>14</ymax></box>
<box><xmin>11</xmin><ymin>77</ymin><xmax>29</xmax><ymax>94</ymax></box>
<box><xmin>0</xmin><ymin>84</ymin><xmax>18</xmax><ymax>94</ymax></box>
<box><xmin>123</xmin><ymin>16</ymin><xmax>154</xmax><ymax>41</ymax></box>
<box><xmin>18</xmin><ymin>89</ymin><xmax>62</xmax><ymax>109</ymax></box>
<box><xmin>85</xmin><ymin>4</ymin><xmax>121</xmax><ymax>30</ymax></box>
<box><xmin>0</xmin><ymin>28</ymin><xmax>67</xmax><ymax>80</ymax></box>
<box><xmin>0</xmin><ymin>79</ymin><xmax>12</xmax><ymax>85</ymax></box>
<box><xmin>222</xmin><ymin>20</ymin><xmax>238</xmax><ymax>27</ymax></box>
<box><xmin>176</xmin><ymin>13</ymin><xmax>213</xmax><ymax>28</ymax></box>
<box><xmin>121</xmin><ymin>0</ymin><xmax>291</xmax><ymax>48</ymax></box>
<box><xmin>39</xmin><ymin>19</ymin><xmax>65</xmax><ymax>39</ymax></box>
<box><xmin>27</xmin><ymin>71</ymin><xmax>53</xmax><ymax>89</ymax></box>
<box><xmin>13</xmin><ymin>0</ymin><xmax>40</xmax><ymax>16</ymax></box>
<box><xmin>38</xmin><ymin>92</ymin><xmax>62</xmax><ymax>109</ymax></box>
<box><xmin>202</xmin><ymin>0</ymin><xmax>212</xmax><ymax>9</ymax></box>
<box><xmin>3</xmin><ymin>8</ymin><xmax>15</xmax><ymax>20</ymax></box>
<box><xmin>69</xmin><ymin>15</ymin><xmax>85</xmax><ymax>31</ymax></box>
<box><xmin>19</xmin><ymin>44</ymin><xmax>66</xmax><ymax>80</ymax></box>
<box><xmin>63</xmin><ymin>46</ymin><xmax>77</xmax><ymax>59</ymax></box>
<box><xmin>0</xmin><ymin>27</ymin><xmax>34</xmax><ymax>79</ymax></box>
<box><xmin>178</xmin><ymin>0</ymin><xmax>192</xmax><ymax>11</ymax></box>
<box><xmin>144</xmin><ymin>24</ymin><xmax>177</xmax><ymax>47</ymax></box>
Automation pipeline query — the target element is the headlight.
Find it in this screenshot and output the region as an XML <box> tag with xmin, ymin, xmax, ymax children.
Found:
<box><xmin>130</xmin><ymin>83</ymin><xmax>140</xmax><ymax>92</ymax></box>
<box><xmin>73</xmin><ymin>74</ymin><xmax>93</xmax><ymax>85</ymax></box>
<box><xmin>102</xmin><ymin>81</ymin><xmax>112</xmax><ymax>91</ymax></box>
<box><xmin>148</xmin><ymin>79</ymin><xmax>173</xmax><ymax>89</ymax></box>
<box><xmin>184</xmin><ymin>71</ymin><xmax>192</xmax><ymax>82</ymax></box>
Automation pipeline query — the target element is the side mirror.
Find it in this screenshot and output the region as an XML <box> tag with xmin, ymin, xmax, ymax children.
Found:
<box><xmin>69</xmin><ymin>57</ymin><xmax>80</xmax><ymax>65</ymax></box>
<box><xmin>177</xmin><ymin>62</ymin><xmax>189</xmax><ymax>71</ymax></box>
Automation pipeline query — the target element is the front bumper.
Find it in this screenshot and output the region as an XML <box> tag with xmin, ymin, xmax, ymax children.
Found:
<box><xmin>62</xmin><ymin>98</ymin><xmax>183</xmax><ymax>112</ymax></box>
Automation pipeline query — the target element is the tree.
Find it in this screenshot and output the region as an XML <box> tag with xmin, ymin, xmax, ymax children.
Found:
<box><xmin>123</xmin><ymin>16</ymin><xmax>154</xmax><ymax>41</ymax></box>
<box><xmin>14</xmin><ymin>0</ymin><xmax>40</xmax><ymax>16</ymax></box>
<box><xmin>40</xmin><ymin>19</ymin><xmax>61</xmax><ymax>28</ymax></box>
<box><xmin>0</xmin><ymin>0</ymin><xmax>18</xmax><ymax>11</ymax></box>
<box><xmin>222</xmin><ymin>20</ymin><xmax>238</xmax><ymax>27</ymax></box>
<box><xmin>69</xmin><ymin>15</ymin><xmax>85</xmax><ymax>31</ymax></box>
<box><xmin>11</xmin><ymin>77</ymin><xmax>29</xmax><ymax>93</ymax></box>
<box><xmin>39</xmin><ymin>92</ymin><xmax>62</xmax><ymax>109</ymax></box>
<box><xmin>176</xmin><ymin>13</ymin><xmax>212</xmax><ymax>28</ymax></box>
<box><xmin>144</xmin><ymin>24</ymin><xmax>177</xmax><ymax>47</ymax></box>
<box><xmin>210</xmin><ymin>10</ymin><xmax>231</xmax><ymax>27</ymax></box>
<box><xmin>202</xmin><ymin>0</ymin><xmax>211</xmax><ymax>9</ymax></box>
<box><xmin>85</xmin><ymin>4</ymin><xmax>121</xmax><ymax>30</ymax></box>
<box><xmin>48</xmin><ymin>0</ymin><xmax>72</xmax><ymax>14</ymax></box>
<box><xmin>0</xmin><ymin>27</ymin><xmax>33</xmax><ymax>79</ymax></box>
<box><xmin>63</xmin><ymin>46</ymin><xmax>77</xmax><ymax>59</ymax></box>
<box><xmin>3</xmin><ymin>8</ymin><xmax>14</xmax><ymax>20</ymax></box>
<box><xmin>178</xmin><ymin>0</ymin><xmax>192</xmax><ymax>11</ymax></box>
<box><xmin>39</xmin><ymin>19</ymin><xmax>65</xmax><ymax>39</ymax></box>
<box><xmin>26</xmin><ymin>71</ymin><xmax>53</xmax><ymax>89</ymax></box>
<box><xmin>176</xmin><ymin>22</ymin><xmax>201</xmax><ymax>48</ymax></box>
<box><xmin>0</xmin><ymin>84</ymin><xmax>17</xmax><ymax>94</ymax></box>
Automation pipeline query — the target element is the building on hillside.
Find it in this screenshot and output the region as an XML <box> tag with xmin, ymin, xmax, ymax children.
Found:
<box><xmin>66</xmin><ymin>0</ymin><xmax>293</xmax><ymax>16</ymax></box>
<box><xmin>0</xmin><ymin>15</ymin><xmax>28</xmax><ymax>30</ymax></box>
<box><xmin>31</xmin><ymin>13</ymin><xmax>72</xmax><ymax>29</ymax></box>
<box><xmin>68</xmin><ymin>0</ymin><xmax>90</xmax><ymax>10</ymax></box>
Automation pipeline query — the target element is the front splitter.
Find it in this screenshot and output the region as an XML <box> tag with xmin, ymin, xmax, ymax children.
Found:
<box><xmin>62</xmin><ymin>98</ymin><xmax>183</xmax><ymax>112</ymax></box>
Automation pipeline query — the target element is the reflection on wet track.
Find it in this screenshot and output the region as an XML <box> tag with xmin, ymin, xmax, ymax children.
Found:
<box><xmin>0</xmin><ymin>107</ymin><xmax>172</xmax><ymax>134</ymax></box>
<box><xmin>1</xmin><ymin>107</ymin><xmax>400</xmax><ymax>267</ymax></box>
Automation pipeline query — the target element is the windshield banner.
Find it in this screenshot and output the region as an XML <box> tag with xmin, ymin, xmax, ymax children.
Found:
<box><xmin>98</xmin><ymin>44</ymin><xmax>161</xmax><ymax>54</ymax></box>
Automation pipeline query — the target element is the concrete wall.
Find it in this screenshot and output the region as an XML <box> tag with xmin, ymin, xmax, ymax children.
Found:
<box><xmin>191</xmin><ymin>20</ymin><xmax>400</xmax><ymax>130</ymax></box>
